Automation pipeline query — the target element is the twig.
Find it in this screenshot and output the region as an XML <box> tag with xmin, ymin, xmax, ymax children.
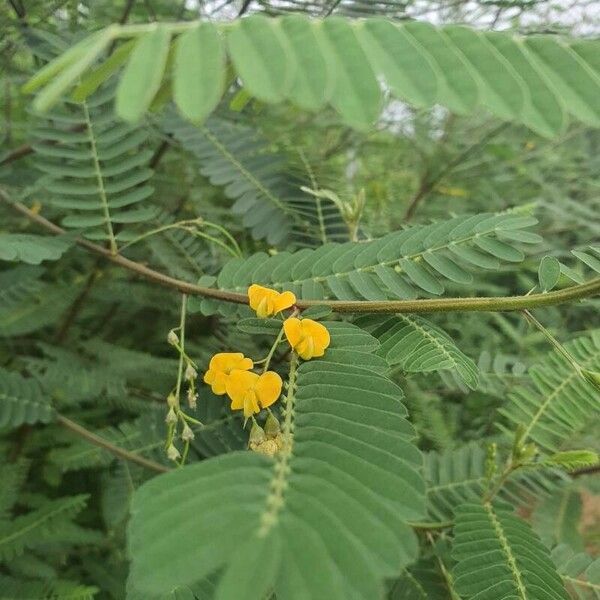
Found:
<box><xmin>237</xmin><ymin>0</ymin><xmax>252</xmax><ymax>16</ymax></box>
<box><xmin>404</xmin><ymin>123</ymin><xmax>508</xmax><ymax>221</ymax></box>
<box><xmin>149</xmin><ymin>138</ymin><xmax>171</xmax><ymax>169</ymax></box>
<box><xmin>0</xmin><ymin>143</ymin><xmax>34</xmax><ymax>166</ymax></box>
<box><xmin>119</xmin><ymin>0</ymin><xmax>137</xmax><ymax>24</ymax></box>
<box><xmin>56</xmin><ymin>414</ymin><xmax>170</xmax><ymax>473</ymax></box>
<box><xmin>54</xmin><ymin>260</ymin><xmax>102</xmax><ymax>344</ymax></box>
<box><xmin>1</xmin><ymin>189</ymin><xmax>599</xmax><ymax>315</ymax></box>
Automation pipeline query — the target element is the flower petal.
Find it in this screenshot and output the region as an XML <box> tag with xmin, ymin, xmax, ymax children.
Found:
<box><xmin>256</xmin><ymin>371</ymin><xmax>283</xmax><ymax>409</ymax></box>
<box><xmin>283</xmin><ymin>317</ymin><xmax>303</xmax><ymax>347</ymax></box>
<box><xmin>210</xmin><ymin>352</ymin><xmax>244</xmax><ymax>372</ymax></box>
<box><xmin>273</xmin><ymin>290</ymin><xmax>296</xmax><ymax>313</ymax></box>
<box><xmin>243</xmin><ymin>390</ymin><xmax>260</xmax><ymax>417</ymax></box>
<box><xmin>225</xmin><ymin>369</ymin><xmax>259</xmax><ymax>407</ymax></box>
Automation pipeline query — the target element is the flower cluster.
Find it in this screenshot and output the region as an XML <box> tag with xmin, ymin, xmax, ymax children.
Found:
<box><xmin>204</xmin><ymin>352</ymin><xmax>282</xmax><ymax>418</ymax></box>
<box><xmin>202</xmin><ymin>285</ymin><xmax>331</xmax><ymax>419</ymax></box>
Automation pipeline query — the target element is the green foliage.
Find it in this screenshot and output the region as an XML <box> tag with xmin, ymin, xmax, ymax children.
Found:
<box><xmin>0</xmin><ymin>367</ymin><xmax>55</xmax><ymax>429</ymax></box>
<box><xmin>1</xmin><ymin>2</ymin><xmax>599</xmax><ymax>599</ymax></box>
<box><xmin>214</xmin><ymin>211</ymin><xmax>540</xmax><ymax>301</ymax></box>
<box><xmin>128</xmin><ymin>324</ymin><xmax>423</xmax><ymax>598</ymax></box>
<box><xmin>552</xmin><ymin>544</ymin><xmax>600</xmax><ymax>599</ymax></box>
<box><xmin>23</xmin><ymin>17</ymin><xmax>600</xmax><ymax>136</ymax></box>
<box><xmin>360</xmin><ymin>314</ymin><xmax>479</xmax><ymax>389</ymax></box>
<box><xmin>164</xmin><ymin>112</ymin><xmax>344</xmax><ymax>246</ymax></box>
<box><xmin>499</xmin><ymin>330</ymin><xmax>600</xmax><ymax>453</ymax></box>
<box><xmin>453</xmin><ymin>502</ymin><xmax>570</xmax><ymax>599</ymax></box>
<box><xmin>32</xmin><ymin>86</ymin><xmax>156</xmax><ymax>246</ymax></box>
<box><xmin>0</xmin><ymin>233</ymin><xmax>74</xmax><ymax>264</ymax></box>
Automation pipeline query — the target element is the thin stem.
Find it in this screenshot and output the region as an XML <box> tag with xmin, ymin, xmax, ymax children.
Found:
<box><xmin>202</xmin><ymin>221</ymin><xmax>243</xmax><ymax>258</ymax></box>
<box><xmin>56</xmin><ymin>414</ymin><xmax>169</xmax><ymax>473</ymax></box>
<box><xmin>82</xmin><ymin>101</ymin><xmax>118</xmax><ymax>254</ymax></box>
<box><xmin>119</xmin><ymin>220</ymin><xmax>200</xmax><ymax>250</ymax></box>
<box><xmin>522</xmin><ymin>310</ymin><xmax>582</xmax><ymax>373</ymax></box>
<box><xmin>2</xmin><ymin>190</ymin><xmax>600</xmax><ymax>314</ymax></box>
<box><xmin>261</xmin><ymin>325</ymin><xmax>286</xmax><ymax>373</ymax></box>
<box><xmin>408</xmin><ymin>520</ymin><xmax>453</xmax><ymax>530</ymax></box>
<box><xmin>174</xmin><ymin>294</ymin><xmax>187</xmax><ymax>402</ymax></box>
<box><xmin>186</xmin><ymin>226</ymin><xmax>240</xmax><ymax>258</ymax></box>
<box><xmin>179</xmin><ymin>439</ymin><xmax>190</xmax><ymax>466</ymax></box>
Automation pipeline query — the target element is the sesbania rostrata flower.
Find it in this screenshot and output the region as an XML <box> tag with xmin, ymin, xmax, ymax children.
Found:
<box><xmin>202</xmin><ymin>286</ymin><xmax>331</xmax><ymax>422</ymax></box>
<box><xmin>283</xmin><ymin>317</ymin><xmax>330</xmax><ymax>360</ymax></box>
<box><xmin>203</xmin><ymin>352</ymin><xmax>253</xmax><ymax>395</ymax></box>
<box><xmin>248</xmin><ymin>284</ymin><xmax>296</xmax><ymax>318</ymax></box>
<box><xmin>225</xmin><ymin>369</ymin><xmax>282</xmax><ymax>418</ymax></box>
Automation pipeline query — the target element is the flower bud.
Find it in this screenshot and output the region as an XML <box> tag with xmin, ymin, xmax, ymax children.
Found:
<box><xmin>187</xmin><ymin>388</ymin><xmax>198</xmax><ymax>409</ymax></box>
<box><xmin>165</xmin><ymin>407</ymin><xmax>177</xmax><ymax>425</ymax></box>
<box><xmin>581</xmin><ymin>369</ymin><xmax>600</xmax><ymax>391</ymax></box>
<box><xmin>181</xmin><ymin>423</ymin><xmax>195</xmax><ymax>442</ymax></box>
<box><xmin>167</xmin><ymin>393</ymin><xmax>178</xmax><ymax>409</ymax></box>
<box><xmin>167</xmin><ymin>443</ymin><xmax>181</xmax><ymax>461</ymax></box>
<box><xmin>185</xmin><ymin>363</ymin><xmax>197</xmax><ymax>382</ymax></box>
<box><xmin>249</xmin><ymin>421</ymin><xmax>266</xmax><ymax>445</ymax></box>
<box><xmin>264</xmin><ymin>412</ymin><xmax>281</xmax><ymax>438</ymax></box>
<box><xmin>167</xmin><ymin>330</ymin><xmax>179</xmax><ymax>346</ymax></box>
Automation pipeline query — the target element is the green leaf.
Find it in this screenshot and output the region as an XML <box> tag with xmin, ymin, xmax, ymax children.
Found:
<box><xmin>358</xmin><ymin>19</ymin><xmax>438</xmax><ymax>109</ymax></box>
<box><xmin>236</xmin><ymin>318</ymin><xmax>282</xmax><ymax>335</ymax></box>
<box><xmin>453</xmin><ymin>502</ymin><xmax>569</xmax><ymax>600</ymax></box>
<box><xmin>226</xmin><ymin>15</ymin><xmax>294</xmax><ymax>103</ymax></box>
<box><xmin>443</xmin><ymin>25</ymin><xmax>526</xmax><ymax>121</ymax></box>
<box><xmin>361</xmin><ymin>315</ymin><xmax>479</xmax><ymax>389</ymax></box>
<box><xmin>116</xmin><ymin>26</ymin><xmax>171</xmax><ymax>122</ymax></box>
<box><xmin>127</xmin><ymin>324</ymin><xmax>424</xmax><ymax>598</ymax></box>
<box><xmin>173</xmin><ymin>23</ymin><xmax>226</xmax><ymax>124</ymax></box>
<box><xmin>0</xmin><ymin>234</ymin><xmax>74</xmax><ymax>264</ymax></box>
<box><xmin>280</xmin><ymin>15</ymin><xmax>331</xmax><ymax>111</ymax></box>
<box><xmin>320</xmin><ymin>18</ymin><xmax>382</xmax><ymax>130</ymax></box>
<box><xmin>544</xmin><ymin>450</ymin><xmax>599</xmax><ymax>472</ymax></box>
<box><xmin>31</xmin><ymin>29</ymin><xmax>114</xmax><ymax>114</ymax></box>
<box><xmin>539</xmin><ymin>255</ymin><xmax>561</xmax><ymax>292</ymax></box>
<box><xmin>499</xmin><ymin>330</ymin><xmax>600</xmax><ymax>453</ymax></box>
<box><xmin>525</xmin><ymin>36</ymin><xmax>600</xmax><ymax>127</ymax></box>
<box><xmin>0</xmin><ymin>495</ymin><xmax>89</xmax><ymax>560</ymax></box>
<box><xmin>0</xmin><ymin>368</ymin><xmax>55</xmax><ymax>429</ymax></box>
<box><xmin>551</xmin><ymin>544</ymin><xmax>600</xmax><ymax>598</ymax></box>
<box><xmin>485</xmin><ymin>33</ymin><xmax>567</xmax><ymax>138</ymax></box>
<box><xmin>72</xmin><ymin>39</ymin><xmax>136</xmax><ymax>102</ymax></box>
<box><xmin>532</xmin><ymin>487</ymin><xmax>583</xmax><ymax>551</ymax></box>
<box><xmin>424</xmin><ymin>444</ymin><xmax>565</xmax><ymax>523</ymax></box>
<box><xmin>402</xmin><ymin>21</ymin><xmax>478</xmax><ymax>115</ymax></box>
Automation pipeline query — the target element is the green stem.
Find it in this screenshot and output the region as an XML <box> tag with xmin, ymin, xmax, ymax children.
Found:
<box><xmin>261</xmin><ymin>325</ymin><xmax>286</xmax><ymax>373</ymax></box>
<box><xmin>119</xmin><ymin>219</ymin><xmax>200</xmax><ymax>250</ymax></box>
<box><xmin>186</xmin><ymin>227</ymin><xmax>240</xmax><ymax>258</ymax></box>
<box><xmin>57</xmin><ymin>414</ymin><xmax>169</xmax><ymax>473</ymax></box>
<box><xmin>174</xmin><ymin>294</ymin><xmax>187</xmax><ymax>402</ymax></box>
<box><xmin>202</xmin><ymin>221</ymin><xmax>243</xmax><ymax>258</ymax></box>
<box><xmin>522</xmin><ymin>310</ymin><xmax>583</xmax><ymax>373</ymax></box>
<box><xmin>179</xmin><ymin>439</ymin><xmax>190</xmax><ymax>466</ymax></box>
<box><xmin>82</xmin><ymin>101</ymin><xmax>117</xmax><ymax>254</ymax></box>
<box><xmin>3</xmin><ymin>191</ymin><xmax>600</xmax><ymax>315</ymax></box>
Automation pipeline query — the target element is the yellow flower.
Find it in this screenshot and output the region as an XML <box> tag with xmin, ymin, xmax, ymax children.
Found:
<box><xmin>283</xmin><ymin>317</ymin><xmax>330</xmax><ymax>360</ymax></box>
<box><xmin>225</xmin><ymin>370</ymin><xmax>282</xmax><ymax>417</ymax></box>
<box><xmin>203</xmin><ymin>352</ymin><xmax>253</xmax><ymax>395</ymax></box>
<box><xmin>248</xmin><ymin>284</ymin><xmax>296</xmax><ymax>318</ymax></box>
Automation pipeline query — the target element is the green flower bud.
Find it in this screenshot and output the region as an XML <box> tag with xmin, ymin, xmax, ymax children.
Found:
<box><xmin>264</xmin><ymin>412</ymin><xmax>281</xmax><ymax>437</ymax></box>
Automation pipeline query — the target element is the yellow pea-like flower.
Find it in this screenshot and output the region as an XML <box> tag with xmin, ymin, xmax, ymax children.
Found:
<box><xmin>203</xmin><ymin>352</ymin><xmax>253</xmax><ymax>395</ymax></box>
<box><xmin>225</xmin><ymin>369</ymin><xmax>283</xmax><ymax>417</ymax></box>
<box><xmin>248</xmin><ymin>284</ymin><xmax>296</xmax><ymax>318</ymax></box>
<box><xmin>283</xmin><ymin>317</ymin><xmax>330</xmax><ymax>360</ymax></box>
